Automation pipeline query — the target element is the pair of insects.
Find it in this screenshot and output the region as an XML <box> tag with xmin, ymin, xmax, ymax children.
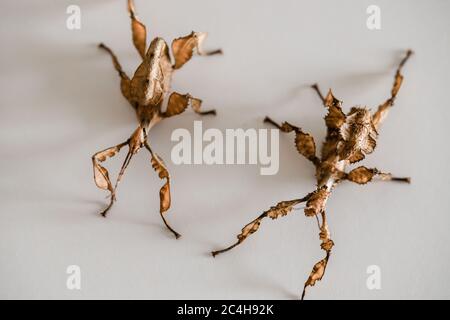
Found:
<box><xmin>92</xmin><ymin>0</ymin><xmax>412</xmax><ymax>299</ymax></box>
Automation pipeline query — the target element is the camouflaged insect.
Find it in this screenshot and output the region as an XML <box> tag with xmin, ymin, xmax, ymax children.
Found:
<box><xmin>92</xmin><ymin>0</ymin><xmax>221</xmax><ymax>238</ymax></box>
<box><xmin>212</xmin><ymin>50</ymin><xmax>413</xmax><ymax>299</ymax></box>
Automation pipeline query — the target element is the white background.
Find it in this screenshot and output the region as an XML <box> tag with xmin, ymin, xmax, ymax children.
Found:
<box><xmin>1</xmin><ymin>0</ymin><xmax>449</xmax><ymax>299</ymax></box>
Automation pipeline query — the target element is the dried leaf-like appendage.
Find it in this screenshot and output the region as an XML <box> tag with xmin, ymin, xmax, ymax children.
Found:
<box><xmin>238</xmin><ymin>219</ymin><xmax>262</xmax><ymax>242</ymax></box>
<box><xmin>190</xmin><ymin>97</ymin><xmax>203</xmax><ymax>113</ymax></box>
<box><xmin>234</xmin><ymin>198</ymin><xmax>308</xmax><ymax>244</ymax></box>
<box><xmin>159</xmin><ymin>183</ymin><xmax>171</xmax><ymax>213</ymax></box>
<box><xmin>266</xmin><ymin>199</ymin><xmax>304</xmax><ymax>219</ymax></box>
<box><xmin>321</xmin><ymin>239</ymin><xmax>334</xmax><ymax>251</ymax></box>
<box><xmin>165</xmin><ymin>92</ymin><xmax>189</xmax><ymax>117</ymax></box>
<box><xmin>301</xmin><ymin>211</ymin><xmax>334</xmax><ymax>299</ymax></box>
<box><xmin>94</xmin><ymin>164</ymin><xmax>111</xmax><ymax>191</ymax></box>
<box><xmin>171</xmin><ymin>31</ymin><xmax>221</xmax><ymax>70</ymax></box>
<box><xmin>128</xmin><ymin>0</ymin><xmax>147</xmax><ymax>59</ymax></box>
<box><xmin>280</xmin><ymin>122</ymin><xmax>318</xmax><ymax>163</ymax></box>
<box><xmin>295</xmin><ymin>131</ymin><xmax>317</xmax><ymax>161</ymax></box>
<box><xmin>346</xmin><ymin>166</ymin><xmax>377</xmax><ymax>184</ymax></box>
<box><xmin>319</xmin><ymin>212</ymin><xmax>334</xmax><ymax>251</ymax></box>
<box><xmin>151</xmin><ymin>153</ymin><xmax>171</xmax><ymax>213</ymax></box>
<box><xmin>172</xmin><ymin>32</ymin><xmax>203</xmax><ymax>69</ymax></box>
<box><xmin>164</xmin><ymin>92</ymin><xmax>210</xmax><ymax>118</ymax></box>
<box><xmin>319</xmin><ymin>224</ymin><xmax>330</xmax><ymax>242</ymax></box>
<box><xmin>120</xmin><ymin>78</ymin><xmax>132</xmax><ymax>103</ymax></box>
<box><xmin>372</xmin><ymin>101</ymin><xmax>390</xmax><ymax>129</ymax></box>
<box><xmin>304</xmin><ymin>187</ymin><xmax>329</xmax><ymax>216</ymax></box>
<box><xmin>325</xmin><ymin>107</ymin><xmax>346</xmax><ymax>130</ymax></box>
<box><xmin>324</xmin><ymin>89</ymin><xmax>341</xmax><ymax>109</ymax></box>
<box><xmin>324</xmin><ymin>90</ymin><xmax>346</xmax><ymax>129</ymax></box>
<box><xmin>304</xmin><ymin>256</ymin><xmax>328</xmax><ymax>288</ymax></box>
<box><xmin>98</xmin><ymin>43</ymin><xmax>133</xmax><ymax>104</ymax></box>
<box><xmin>93</xmin><ymin>145</ymin><xmax>126</xmax><ymax>191</ymax></box>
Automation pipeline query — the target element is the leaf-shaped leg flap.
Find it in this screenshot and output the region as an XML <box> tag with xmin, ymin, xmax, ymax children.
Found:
<box><xmin>98</xmin><ymin>43</ymin><xmax>133</xmax><ymax>105</ymax></box>
<box><xmin>171</xmin><ymin>32</ymin><xmax>222</xmax><ymax>70</ymax></box>
<box><xmin>127</xmin><ymin>0</ymin><xmax>147</xmax><ymax>59</ymax></box>
<box><xmin>92</xmin><ymin>141</ymin><xmax>128</xmax><ymax>216</ymax></box>
<box><xmin>144</xmin><ymin>141</ymin><xmax>180</xmax><ymax>239</ymax></box>
<box><xmin>345</xmin><ymin>166</ymin><xmax>411</xmax><ymax>184</ymax></box>
<box><xmin>302</xmin><ymin>211</ymin><xmax>334</xmax><ymax>300</ymax></box>
<box><xmin>163</xmin><ymin>92</ymin><xmax>216</xmax><ymax>118</ymax></box>
<box><xmin>211</xmin><ymin>195</ymin><xmax>312</xmax><ymax>257</ymax></box>
<box><xmin>372</xmin><ymin>50</ymin><xmax>413</xmax><ymax>130</ymax></box>
<box><xmin>264</xmin><ymin>117</ymin><xmax>320</xmax><ymax>165</ymax></box>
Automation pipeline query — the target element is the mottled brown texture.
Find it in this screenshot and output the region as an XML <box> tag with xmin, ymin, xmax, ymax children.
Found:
<box><xmin>91</xmin><ymin>0</ymin><xmax>221</xmax><ymax>238</ymax></box>
<box><xmin>281</xmin><ymin>122</ymin><xmax>319</xmax><ymax>164</ymax></box>
<box><xmin>346</xmin><ymin>166</ymin><xmax>377</xmax><ymax>184</ymax></box>
<box><xmin>305</xmin><ymin>187</ymin><xmax>329</xmax><ymax>217</ymax></box>
<box><xmin>212</xmin><ymin>50</ymin><xmax>413</xmax><ymax>299</ymax></box>
<box><xmin>324</xmin><ymin>91</ymin><xmax>346</xmax><ymax>129</ymax></box>
<box><xmin>211</xmin><ymin>196</ymin><xmax>311</xmax><ymax>257</ymax></box>
<box><xmin>128</xmin><ymin>0</ymin><xmax>146</xmax><ymax>59</ymax></box>
<box><xmin>164</xmin><ymin>92</ymin><xmax>190</xmax><ymax>117</ymax></box>
<box><xmin>172</xmin><ymin>32</ymin><xmax>223</xmax><ymax>69</ymax></box>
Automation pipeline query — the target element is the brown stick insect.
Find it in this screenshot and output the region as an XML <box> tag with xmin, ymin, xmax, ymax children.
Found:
<box><xmin>92</xmin><ymin>0</ymin><xmax>221</xmax><ymax>238</ymax></box>
<box><xmin>212</xmin><ymin>50</ymin><xmax>413</xmax><ymax>299</ymax></box>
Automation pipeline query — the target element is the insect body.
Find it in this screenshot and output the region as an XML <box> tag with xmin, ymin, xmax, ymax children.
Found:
<box><xmin>92</xmin><ymin>0</ymin><xmax>221</xmax><ymax>238</ymax></box>
<box><xmin>212</xmin><ymin>50</ymin><xmax>413</xmax><ymax>299</ymax></box>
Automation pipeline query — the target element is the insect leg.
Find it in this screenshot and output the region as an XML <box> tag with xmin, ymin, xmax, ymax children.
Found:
<box><xmin>311</xmin><ymin>83</ymin><xmax>326</xmax><ymax>104</ymax></box>
<box><xmin>264</xmin><ymin>118</ymin><xmax>320</xmax><ymax>165</ymax></box>
<box><xmin>211</xmin><ymin>196</ymin><xmax>311</xmax><ymax>257</ymax></box>
<box><xmin>191</xmin><ymin>97</ymin><xmax>217</xmax><ymax>116</ymax></box>
<box><xmin>263</xmin><ymin>117</ymin><xmax>284</xmax><ymax>130</ymax></box>
<box><xmin>378</xmin><ymin>174</ymin><xmax>411</xmax><ymax>183</ymax></box>
<box><xmin>171</xmin><ymin>32</ymin><xmax>222</xmax><ymax>70</ymax></box>
<box><xmin>127</xmin><ymin>0</ymin><xmax>147</xmax><ymax>59</ymax></box>
<box><xmin>163</xmin><ymin>92</ymin><xmax>216</xmax><ymax>118</ymax></box>
<box><xmin>301</xmin><ymin>210</ymin><xmax>334</xmax><ymax>300</ymax></box>
<box><xmin>98</xmin><ymin>43</ymin><xmax>133</xmax><ymax>105</ymax></box>
<box><xmin>372</xmin><ymin>50</ymin><xmax>413</xmax><ymax>130</ymax></box>
<box><xmin>343</xmin><ymin>166</ymin><xmax>411</xmax><ymax>185</ymax></box>
<box><xmin>144</xmin><ymin>141</ymin><xmax>180</xmax><ymax>239</ymax></box>
<box><xmin>92</xmin><ymin>127</ymin><xmax>146</xmax><ymax>217</ymax></box>
<box><xmin>185</xmin><ymin>94</ymin><xmax>216</xmax><ymax>115</ymax></box>
<box><xmin>92</xmin><ymin>140</ymin><xmax>129</xmax><ymax>217</ymax></box>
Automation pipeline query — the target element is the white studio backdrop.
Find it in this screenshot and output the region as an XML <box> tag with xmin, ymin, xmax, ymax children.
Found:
<box><xmin>0</xmin><ymin>0</ymin><xmax>449</xmax><ymax>299</ymax></box>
